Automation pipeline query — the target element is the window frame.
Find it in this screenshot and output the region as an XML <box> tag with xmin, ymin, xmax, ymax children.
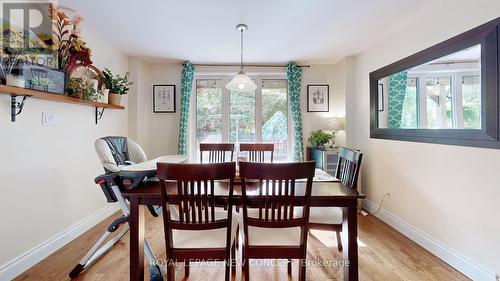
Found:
<box><xmin>405</xmin><ymin>71</ymin><xmax>480</xmax><ymax>129</ymax></box>
<box><xmin>191</xmin><ymin>74</ymin><xmax>292</xmax><ymax>160</ymax></box>
<box><xmin>369</xmin><ymin>17</ymin><xmax>500</xmax><ymax>149</ymax></box>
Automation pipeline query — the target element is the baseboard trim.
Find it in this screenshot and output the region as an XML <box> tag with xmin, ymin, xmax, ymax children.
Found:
<box><xmin>0</xmin><ymin>204</ymin><xmax>119</xmax><ymax>281</ymax></box>
<box><xmin>362</xmin><ymin>199</ymin><xmax>495</xmax><ymax>281</ymax></box>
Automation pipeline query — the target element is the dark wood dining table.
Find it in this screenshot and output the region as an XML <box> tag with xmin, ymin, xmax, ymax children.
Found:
<box><xmin>124</xmin><ymin>179</ymin><xmax>364</xmax><ymax>281</ymax></box>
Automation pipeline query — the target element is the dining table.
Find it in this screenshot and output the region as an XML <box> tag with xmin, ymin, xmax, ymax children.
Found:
<box><xmin>122</xmin><ymin>167</ymin><xmax>365</xmax><ymax>281</ymax></box>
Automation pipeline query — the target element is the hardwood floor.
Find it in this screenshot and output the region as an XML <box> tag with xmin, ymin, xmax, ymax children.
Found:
<box><xmin>15</xmin><ymin>211</ymin><xmax>469</xmax><ymax>281</ymax></box>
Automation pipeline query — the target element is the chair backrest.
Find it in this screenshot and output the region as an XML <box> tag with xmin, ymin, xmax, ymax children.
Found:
<box><xmin>239</xmin><ymin>161</ymin><xmax>316</xmax><ymax>231</ymax></box>
<box><xmin>239</xmin><ymin>143</ymin><xmax>274</xmax><ymax>162</ymax></box>
<box><xmin>335</xmin><ymin>146</ymin><xmax>363</xmax><ymax>189</ymax></box>
<box><xmin>157</xmin><ymin>162</ymin><xmax>236</xmax><ymax>248</ymax></box>
<box><xmin>95</xmin><ymin>136</ymin><xmax>147</xmax><ymax>173</ymax></box>
<box><xmin>199</xmin><ymin>143</ymin><xmax>235</xmax><ymax>163</ymax></box>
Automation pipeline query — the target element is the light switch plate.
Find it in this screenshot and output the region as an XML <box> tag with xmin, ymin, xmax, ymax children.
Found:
<box><xmin>42</xmin><ymin>112</ymin><xmax>57</xmax><ymax>126</ymax></box>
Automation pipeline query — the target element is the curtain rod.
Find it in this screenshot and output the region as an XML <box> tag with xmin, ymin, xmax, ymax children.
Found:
<box><xmin>183</xmin><ymin>63</ymin><xmax>310</xmax><ymax>68</ymax></box>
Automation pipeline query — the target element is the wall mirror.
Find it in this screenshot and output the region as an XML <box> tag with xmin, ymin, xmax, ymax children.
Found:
<box><xmin>370</xmin><ymin>17</ymin><xmax>500</xmax><ymax>149</ymax></box>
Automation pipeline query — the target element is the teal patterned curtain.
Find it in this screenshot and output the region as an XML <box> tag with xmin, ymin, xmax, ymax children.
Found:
<box><xmin>177</xmin><ymin>62</ymin><xmax>195</xmax><ymax>155</ymax></box>
<box><xmin>287</xmin><ymin>63</ymin><xmax>304</xmax><ymax>162</ymax></box>
<box><xmin>388</xmin><ymin>71</ymin><xmax>408</xmax><ymax>128</ymax></box>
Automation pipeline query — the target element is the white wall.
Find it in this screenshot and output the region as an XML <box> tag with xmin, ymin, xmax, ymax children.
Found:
<box><xmin>348</xmin><ymin>0</ymin><xmax>500</xmax><ymax>279</ymax></box>
<box><xmin>128</xmin><ymin>58</ymin><xmax>151</xmax><ymax>153</ymax></box>
<box><xmin>144</xmin><ymin>63</ymin><xmax>182</xmax><ymax>158</ymax></box>
<box><xmin>0</xmin><ymin>24</ymin><xmax>128</xmax><ymax>278</ymax></box>
<box><xmin>128</xmin><ymin>62</ymin><xmax>346</xmax><ymax>158</ymax></box>
<box><xmin>301</xmin><ymin>63</ymin><xmax>346</xmax><ymax>146</ymax></box>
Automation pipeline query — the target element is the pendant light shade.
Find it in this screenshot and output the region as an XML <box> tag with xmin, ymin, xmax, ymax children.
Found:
<box><xmin>226</xmin><ymin>24</ymin><xmax>257</xmax><ymax>91</ymax></box>
<box><xmin>226</xmin><ymin>70</ymin><xmax>258</xmax><ymax>91</ymax></box>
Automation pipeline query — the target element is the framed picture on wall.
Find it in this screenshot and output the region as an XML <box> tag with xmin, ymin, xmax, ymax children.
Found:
<box><xmin>307</xmin><ymin>84</ymin><xmax>329</xmax><ymax>112</ymax></box>
<box><xmin>153</xmin><ymin>84</ymin><xmax>176</xmax><ymax>113</ymax></box>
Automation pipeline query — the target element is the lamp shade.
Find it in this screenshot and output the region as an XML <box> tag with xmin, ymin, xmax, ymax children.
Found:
<box><xmin>225</xmin><ymin>71</ymin><xmax>257</xmax><ymax>91</ymax></box>
<box><xmin>329</xmin><ymin>117</ymin><xmax>345</xmax><ymax>131</ymax></box>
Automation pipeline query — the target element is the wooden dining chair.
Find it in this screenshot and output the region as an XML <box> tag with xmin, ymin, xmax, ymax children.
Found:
<box><xmin>239</xmin><ymin>161</ymin><xmax>316</xmax><ymax>281</ymax></box>
<box><xmin>239</xmin><ymin>143</ymin><xmax>274</xmax><ymax>162</ymax></box>
<box><xmin>157</xmin><ymin>162</ymin><xmax>238</xmax><ymax>281</ymax></box>
<box><xmin>307</xmin><ymin>146</ymin><xmax>363</xmax><ymax>251</ymax></box>
<box><xmin>200</xmin><ymin>143</ymin><xmax>235</xmax><ymax>163</ymax></box>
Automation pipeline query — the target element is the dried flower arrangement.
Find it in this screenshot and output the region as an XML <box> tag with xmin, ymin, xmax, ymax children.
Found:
<box><xmin>45</xmin><ymin>6</ymin><xmax>92</xmax><ymax>72</ymax></box>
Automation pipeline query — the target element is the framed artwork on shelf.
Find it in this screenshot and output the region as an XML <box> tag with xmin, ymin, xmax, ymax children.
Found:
<box><xmin>21</xmin><ymin>63</ymin><xmax>67</xmax><ymax>95</ymax></box>
<box><xmin>307</xmin><ymin>84</ymin><xmax>329</xmax><ymax>112</ymax></box>
<box><xmin>153</xmin><ymin>84</ymin><xmax>176</xmax><ymax>113</ymax></box>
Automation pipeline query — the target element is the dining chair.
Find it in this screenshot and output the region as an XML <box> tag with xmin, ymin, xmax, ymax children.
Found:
<box><xmin>239</xmin><ymin>143</ymin><xmax>274</xmax><ymax>162</ymax></box>
<box><xmin>157</xmin><ymin>162</ymin><xmax>238</xmax><ymax>281</ymax></box>
<box><xmin>306</xmin><ymin>146</ymin><xmax>363</xmax><ymax>251</ymax></box>
<box><xmin>200</xmin><ymin>143</ymin><xmax>235</xmax><ymax>163</ymax></box>
<box><xmin>239</xmin><ymin>161</ymin><xmax>316</xmax><ymax>281</ymax></box>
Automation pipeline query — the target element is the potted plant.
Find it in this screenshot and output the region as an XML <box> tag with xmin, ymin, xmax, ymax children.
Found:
<box><xmin>308</xmin><ymin>129</ymin><xmax>335</xmax><ymax>149</ymax></box>
<box><xmin>81</xmin><ymin>81</ymin><xmax>103</xmax><ymax>101</ymax></box>
<box><xmin>102</xmin><ymin>68</ymin><xmax>132</xmax><ymax>106</ymax></box>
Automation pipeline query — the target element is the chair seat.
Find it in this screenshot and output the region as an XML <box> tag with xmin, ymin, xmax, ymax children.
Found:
<box><xmin>294</xmin><ymin>207</ymin><xmax>343</xmax><ymax>225</ymax></box>
<box><xmin>172</xmin><ymin>210</ymin><xmax>239</xmax><ymax>249</ymax></box>
<box><xmin>242</xmin><ymin>208</ymin><xmax>301</xmax><ymax>246</ymax></box>
<box><xmin>248</xmin><ymin>226</ymin><xmax>301</xmax><ymax>246</ymax></box>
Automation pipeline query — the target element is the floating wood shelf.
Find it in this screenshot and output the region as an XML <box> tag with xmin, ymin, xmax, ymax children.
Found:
<box><xmin>0</xmin><ymin>85</ymin><xmax>124</xmax><ymax>123</ymax></box>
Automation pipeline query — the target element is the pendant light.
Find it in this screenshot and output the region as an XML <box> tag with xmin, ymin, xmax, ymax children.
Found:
<box><xmin>226</xmin><ymin>24</ymin><xmax>258</xmax><ymax>91</ymax></box>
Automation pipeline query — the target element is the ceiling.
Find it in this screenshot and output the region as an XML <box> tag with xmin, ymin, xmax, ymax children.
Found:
<box><xmin>60</xmin><ymin>0</ymin><xmax>441</xmax><ymax>64</ymax></box>
<box><xmin>432</xmin><ymin>45</ymin><xmax>481</xmax><ymax>63</ymax></box>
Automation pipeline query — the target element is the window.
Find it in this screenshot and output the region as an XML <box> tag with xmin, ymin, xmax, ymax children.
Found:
<box><xmin>425</xmin><ymin>77</ymin><xmax>452</xmax><ymax>129</ymax></box>
<box><xmin>195</xmin><ymin>78</ymin><xmax>290</xmax><ymax>161</ymax></box>
<box><xmin>261</xmin><ymin>80</ymin><xmax>288</xmax><ymax>161</ymax></box>
<box><xmin>384</xmin><ymin>73</ymin><xmax>481</xmax><ymax>130</ymax></box>
<box><xmin>230</xmin><ymin>89</ymin><xmax>256</xmax><ymax>143</ymax></box>
<box><xmin>461</xmin><ymin>75</ymin><xmax>481</xmax><ymax>129</ymax></box>
<box><xmin>196</xmin><ymin>80</ymin><xmax>223</xmax><ymax>143</ymax></box>
<box><xmin>400</xmin><ymin>78</ymin><xmax>418</xmax><ymax>128</ymax></box>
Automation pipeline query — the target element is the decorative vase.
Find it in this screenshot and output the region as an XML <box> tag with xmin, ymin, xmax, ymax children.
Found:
<box><xmin>89</xmin><ymin>79</ymin><xmax>99</xmax><ymax>93</ymax></box>
<box><xmin>6</xmin><ymin>74</ymin><xmax>25</xmax><ymax>88</ymax></box>
<box><xmin>101</xmin><ymin>89</ymin><xmax>110</xmax><ymax>103</ymax></box>
<box><xmin>108</xmin><ymin>92</ymin><xmax>121</xmax><ymax>106</ymax></box>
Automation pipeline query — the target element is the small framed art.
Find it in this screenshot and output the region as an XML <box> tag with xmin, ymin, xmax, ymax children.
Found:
<box><xmin>307</xmin><ymin>84</ymin><xmax>329</xmax><ymax>112</ymax></box>
<box><xmin>153</xmin><ymin>84</ymin><xmax>176</xmax><ymax>113</ymax></box>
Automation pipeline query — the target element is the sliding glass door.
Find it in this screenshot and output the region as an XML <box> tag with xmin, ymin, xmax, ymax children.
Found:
<box><xmin>194</xmin><ymin>77</ymin><xmax>291</xmax><ymax>161</ymax></box>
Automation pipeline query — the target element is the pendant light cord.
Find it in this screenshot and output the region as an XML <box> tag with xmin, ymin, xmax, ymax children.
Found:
<box><xmin>240</xmin><ymin>28</ymin><xmax>244</xmax><ymax>72</ymax></box>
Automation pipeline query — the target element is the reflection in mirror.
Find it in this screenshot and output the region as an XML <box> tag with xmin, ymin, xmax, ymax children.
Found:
<box><xmin>378</xmin><ymin>44</ymin><xmax>481</xmax><ymax>129</ymax></box>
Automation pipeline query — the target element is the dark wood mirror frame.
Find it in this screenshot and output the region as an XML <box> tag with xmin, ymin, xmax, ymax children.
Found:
<box><xmin>370</xmin><ymin>17</ymin><xmax>500</xmax><ymax>149</ymax></box>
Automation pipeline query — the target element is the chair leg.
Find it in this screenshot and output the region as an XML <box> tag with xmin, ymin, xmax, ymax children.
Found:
<box><xmin>298</xmin><ymin>260</ymin><xmax>306</xmax><ymax>281</ymax></box>
<box><xmin>184</xmin><ymin>260</ymin><xmax>190</xmax><ymax>277</ymax></box>
<box><xmin>243</xmin><ymin>246</ymin><xmax>249</xmax><ymax>281</ymax></box>
<box><xmin>225</xmin><ymin>258</ymin><xmax>230</xmax><ymax>281</ymax></box>
<box><xmin>287</xmin><ymin>259</ymin><xmax>292</xmax><ymax>275</ymax></box>
<box><xmin>235</xmin><ymin>225</ymin><xmax>239</xmax><ymax>249</ymax></box>
<box><xmin>231</xmin><ymin>242</ymin><xmax>236</xmax><ymax>274</ymax></box>
<box><xmin>167</xmin><ymin>261</ymin><xmax>175</xmax><ymax>281</ymax></box>
<box><xmin>336</xmin><ymin>231</ymin><xmax>343</xmax><ymax>252</ymax></box>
